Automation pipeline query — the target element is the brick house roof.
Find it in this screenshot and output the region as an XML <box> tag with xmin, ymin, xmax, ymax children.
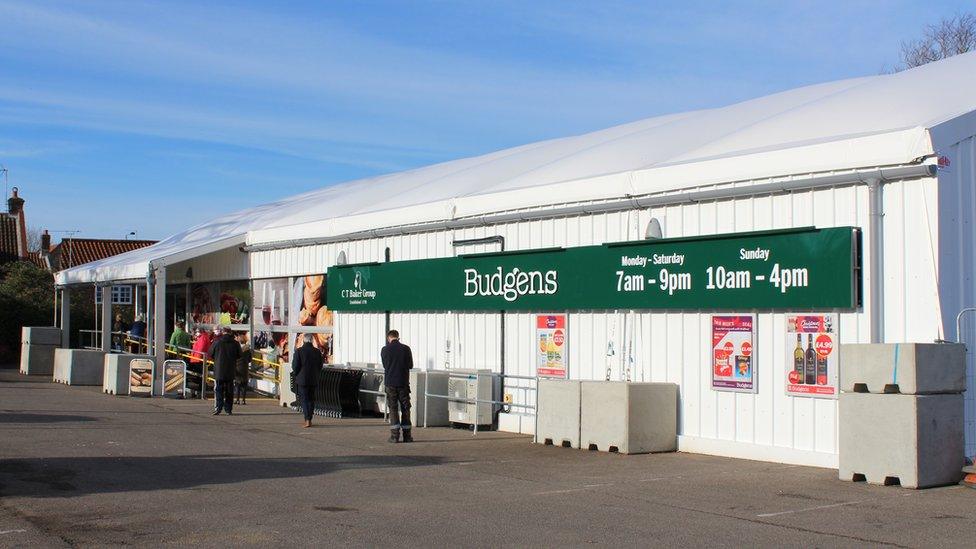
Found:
<box><xmin>0</xmin><ymin>214</ymin><xmax>22</xmax><ymax>262</ymax></box>
<box><xmin>49</xmin><ymin>238</ymin><xmax>157</xmax><ymax>271</ymax></box>
<box><xmin>0</xmin><ymin>188</ymin><xmax>28</xmax><ymax>264</ymax></box>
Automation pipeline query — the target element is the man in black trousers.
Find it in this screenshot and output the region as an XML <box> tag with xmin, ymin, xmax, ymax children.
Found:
<box><xmin>292</xmin><ymin>334</ymin><xmax>323</xmax><ymax>428</ymax></box>
<box><xmin>381</xmin><ymin>329</ymin><xmax>414</xmax><ymax>443</ymax></box>
<box><xmin>208</xmin><ymin>327</ymin><xmax>241</xmax><ymax>416</ymax></box>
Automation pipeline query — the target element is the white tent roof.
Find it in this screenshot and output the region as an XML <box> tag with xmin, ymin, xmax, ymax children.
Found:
<box><xmin>58</xmin><ymin>51</ymin><xmax>976</xmax><ymax>285</ymax></box>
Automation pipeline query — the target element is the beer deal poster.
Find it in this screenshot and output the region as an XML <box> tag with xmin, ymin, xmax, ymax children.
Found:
<box><xmin>785</xmin><ymin>313</ymin><xmax>838</xmax><ymax>398</ymax></box>
<box><xmin>711</xmin><ymin>315</ymin><xmax>756</xmax><ymax>393</ymax></box>
<box><xmin>536</xmin><ymin>314</ymin><xmax>567</xmax><ymax>378</ymax></box>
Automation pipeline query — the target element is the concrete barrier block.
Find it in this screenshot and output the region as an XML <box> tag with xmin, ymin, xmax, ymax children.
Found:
<box><xmin>839</xmin><ymin>343</ymin><xmax>965</xmax><ymax>394</ymax></box>
<box><xmin>22</xmin><ymin>326</ymin><xmax>62</xmax><ymax>346</ymax></box>
<box><xmin>20</xmin><ymin>343</ymin><xmax>57</xmax><ymax>375</ymax></box>
<box><xmin>103</xmin><ymin>354</ymin><xmax>153</xmax><ymax>395</ymax></box>
<box><xmin>839</xmin><ymin>392</ymin><xmax>964</xmax><ymax>488</ymax></box>
<box><xmin>537</xmin><ymin>379</ymin><xmax>581</xmax><ymax>448</ymax></box>
<box><xmin>53</xmin><ymin>349</ymin><xmax>107</xmax><ymax>386</ymax></box>
<box><xmin>581</xmin><ymin>381</ymin><xmax>678</xmax><ymax>455</ymax></box>
<box><xmin>498</xmin><ymin>412</ymin><xmax>536</xmax><ymax>436</ymax></box>
<box><xmin>412</xmin><ymin>370</ymin><xmax>450</xmax><ymax>427</ymax></box>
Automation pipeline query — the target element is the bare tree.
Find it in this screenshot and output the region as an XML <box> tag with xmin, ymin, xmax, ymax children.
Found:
<box><xmin>25</xmin><ymin>226</ymin><xmax>43</xmax><ymax>253</ymax></box>
<box><xmin>900</xmin><ymin>13</ymin><xmax>976</xmax><ymax>69</ymax></box>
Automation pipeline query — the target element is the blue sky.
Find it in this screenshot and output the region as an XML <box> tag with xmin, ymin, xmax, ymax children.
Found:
<box><xmin>1</xmin><ymin>0</ymin><xmax>973</xmax><ymax>241</ymax></box>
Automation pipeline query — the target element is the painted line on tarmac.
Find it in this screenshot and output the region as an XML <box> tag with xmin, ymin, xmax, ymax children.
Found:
<box><xmin>0</xmin><ymin>529</ymin><xmax>27</xmax><ymax>535</ymax></box>
<box><xmin>533</xmin><ymin>488</ymin><xmax>592</xmax><ymax>496</ymax></box>
<box><xmin>756</xmin><ymin>500</ymin><xmax>864</xmax><ymax>518</ymax></box>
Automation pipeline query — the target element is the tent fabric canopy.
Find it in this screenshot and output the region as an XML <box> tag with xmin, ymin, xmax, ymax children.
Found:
<box><xmin>57</xmin><ymin>51</ymin><xmax>976</xmax><ymax>285</ymax></box>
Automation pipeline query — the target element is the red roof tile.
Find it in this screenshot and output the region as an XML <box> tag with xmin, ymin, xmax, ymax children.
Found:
<box><xmin>51</xmin><ymin>239</ymin><xmax>156</xmax><ymax>270</ymax></box>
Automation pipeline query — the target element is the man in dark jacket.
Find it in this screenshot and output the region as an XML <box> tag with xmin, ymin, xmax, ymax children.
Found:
<box><xmin>381</xmin><ymin>330</ymin><xmax>414</xmax><ymax>443</ymax></box>
<box><xmin>292</xmin><ymin>334</ymin><xmax>323</xmax><ymax>428</ymax></box>
<box><xmin>208</xmin><ymin>327</ymin><xmax>241</xmax><ymax>416</ymax></box>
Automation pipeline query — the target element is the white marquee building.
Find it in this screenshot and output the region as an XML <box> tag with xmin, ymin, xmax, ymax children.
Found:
<box><xmin>57</xmin><ymin>51</ymin><xmax>976</xmax><ymax>467</ymax></box>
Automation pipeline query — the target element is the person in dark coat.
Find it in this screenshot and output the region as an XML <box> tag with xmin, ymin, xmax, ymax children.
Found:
<box><xmin>234</xmin><ymin>333</ymin><xmax>250</xmax><ymax>405</ymax></box>
<box><xmin>381</xmin><ymin>329</ymin><xmax>414</xmax><ymax>443</ymax></box>
<box><xmin>292</xmin><ymin>334</ymin><xmax>323</xmax><ymax>428</ymax></box>
<box><xmin>208</xmin><ymin>327</ymin><xmax>241</xmax><ymax>416</ymax></box>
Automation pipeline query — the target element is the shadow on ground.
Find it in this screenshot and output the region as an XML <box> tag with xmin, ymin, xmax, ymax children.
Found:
<box><xmin>0</xmin><ymin>412</ymin><xmax>98</xmax><ymax>424</ymax></box>
<box><xmin>0</xmin><ymin>454</ymin><xmax>443</xmax><ymax>499</ymax></box>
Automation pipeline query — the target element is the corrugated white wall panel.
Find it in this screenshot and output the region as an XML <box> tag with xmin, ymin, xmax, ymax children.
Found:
<box><xmin>938</xmin><ymin>135</ymin><xmax>976</xmax><ymax>456</ymax></box>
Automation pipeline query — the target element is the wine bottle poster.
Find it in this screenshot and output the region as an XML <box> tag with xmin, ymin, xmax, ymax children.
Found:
<box><xmin>711</xmin><ymin>315</ymin><xmax>756</xmax><ymax>393</ymax></box>
<box><xmin>785</xmin><ymin>313</ymin><xmax>838</xmax><ymax>398</ymax></box>
<box><xmin>536</xmin><ymin>313</ymin><xmax>567</xmax><ymax>378</ymax></box>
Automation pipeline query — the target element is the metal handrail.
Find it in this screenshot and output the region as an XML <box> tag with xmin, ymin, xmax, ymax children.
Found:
<box><xmin>421</xmin><ymin>368</ymin><xmax>539</xmax><ymax>439</ymax></box>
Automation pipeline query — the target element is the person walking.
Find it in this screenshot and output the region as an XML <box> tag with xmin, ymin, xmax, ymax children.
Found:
<box><xmin>234</xmin><ymin>333</ymin><xmax>250</xmax><ymax>405</ymax></box>
<box><xmin>208</xmin><ymin>327</ymin><xmax>241</xmax><ymax>416</ymax></box>
<box><xmin>292</xmin><ymin>334</ymin><xmax>323</xmax><ymax>428</ymax></box>
<box><xmin>381</xmin><ymin>329</ymin><xmax>414</xmax><ymax>443</ymax></box>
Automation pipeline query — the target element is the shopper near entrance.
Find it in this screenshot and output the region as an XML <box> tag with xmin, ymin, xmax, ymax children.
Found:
<box><xmin>169</xmin><ymin>321</ymin><xmax>191</xmax><ymax>351</ymax></box>
<box><xmin>235</xmin><ymin>332</ymin><xmax>250</xmax><ymax>405</ymax></box>
<box><xmin>381</xmin><ymin>329</ymin><xmax>414</xmax><ymax>443</ymax></box>
<box><xmin>208</xmin><ymin>327</ymin><xmax>241</xmax><ymax>416</ymax></box>
<box><xmin>128</xmin><ymin>314</ymin><xmax>147</xmax><ymax>353</ymax></box>
<box><xmin>112</xmin><ymin>313</ymin><xmax>128</xmax><ymax>351</ymax></box>
<box><xmin>292</xmin><ymin>334</ymin><xmax>323</xmax><ymax>428</ymax></box>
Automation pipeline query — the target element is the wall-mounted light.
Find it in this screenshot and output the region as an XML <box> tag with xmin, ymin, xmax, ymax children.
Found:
<box><xmin>645</xmin><ymin>217</ymin><xmax>663</xmax><ymax>239</ymax></box>
<box><xmin>185</xmin><ymin>267</ymin><xmax>193</xmax><ymax>279</ymax></box>
<box><xmin>336</xmin><ymin>250</ymin><xmax>347</xmax><ymax>265</ymax></box>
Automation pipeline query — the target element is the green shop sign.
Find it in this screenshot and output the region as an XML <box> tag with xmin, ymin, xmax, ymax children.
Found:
<box><xmin>327</xmin><ymin>226</ymin><xmax>861</xmax><ymax>312</ymax></box>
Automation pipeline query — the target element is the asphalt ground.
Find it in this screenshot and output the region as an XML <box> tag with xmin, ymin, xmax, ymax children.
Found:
<box><xmin>1</xmin><ymin>369</ymin><xmax>975</xmax><ymax>548</ymax></box>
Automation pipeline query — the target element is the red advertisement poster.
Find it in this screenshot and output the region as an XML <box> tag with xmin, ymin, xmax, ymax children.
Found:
<box><xmin>785</xmin><ymin>313</ymin><xmax>838</xmax><ymax>398</ymax></box>
<box><xmin>711</xmin><ymin>315</ymin><xmax>756</xmax><ymax>393</ymax></box>
<box><xmin>536</xmin><ymin>314</ymin><xmax>567</xmax><ymax>378</ymax></box>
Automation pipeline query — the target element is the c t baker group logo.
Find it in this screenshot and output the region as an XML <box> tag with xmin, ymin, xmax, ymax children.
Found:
<box><xmin>342</xmin><ymin>269</ymin><xmax>377</xmax><ymax>304</ymax></box>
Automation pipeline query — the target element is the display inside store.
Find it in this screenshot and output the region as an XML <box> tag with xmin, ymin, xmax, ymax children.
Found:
<box><xmin>190</xmin><ymin>281</ymin><xmax>250</xmax><ymax>327</ymax></box>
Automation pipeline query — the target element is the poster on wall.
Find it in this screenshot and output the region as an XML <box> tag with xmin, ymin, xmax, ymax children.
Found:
<box><xmin>785</xmin><ymin>313</ymin><xmax>838</xmax><ymax>398</ymax></box>
<box><xmin>711</xmin><ymin>315</ymin><xmax>756</xmax><ymax>393</ymax></box>
<box><xmin>291</xmin><ymin>274</ymin><xmax>334</xmax><ymax>364</ymax></box>
<box><xmin>191</xmin><ymin>282</ymin><xmax>250</xmax><ymax>327</ymax></box>
<box><xmin>252</xmin><ymin>278</ymin><xmax>291</xmax><ymax>382</ymax></box>
<box><xmin>536</xmin><ymin>314</ymin><xmax>567</xmax><ymax>378</ymax></box>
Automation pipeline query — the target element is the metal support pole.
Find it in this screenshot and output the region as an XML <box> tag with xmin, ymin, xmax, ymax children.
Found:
<box><xmin>134</xmin><ymin>285</ymin><xmax>144</xmax><ymax>317</ymax></box>
<box><xmin>100</xmin><ymin>285</ymin><xmax>112</xmax><ymax>352</ymax></box>
<box><xmin>60</xmin><ymin>288</ymin><xmax>71</xmax><ymax>348</ymax></box>
<box><xmin>867</xmin><ymin>178</ymin><xmax>884</xmax><ymax>343</ymax></box>
<box><xmin>154</xmin><ymin>266</ymin><xmax>167</xmax><ymax>395</ymax></box>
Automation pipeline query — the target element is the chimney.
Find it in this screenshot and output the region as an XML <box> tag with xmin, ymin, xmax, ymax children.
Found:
<box><xmin>7</xmin><ymin>187</ymin><xmax>24</xmax><ymax>215</ymax></box>
<box><xmin>40</xmin><ymin>230</ymin><xmax>51</xmax><ymax>253</ymax></box>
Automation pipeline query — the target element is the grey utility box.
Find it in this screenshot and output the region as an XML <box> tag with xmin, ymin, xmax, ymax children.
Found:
<box><xmin>839</xmin><ymin>392</ymin><xmax>964</xmax><ymax>488</ymax></box>
<box><xmin>413</xmin><ymin>370</ymin><xmax>450</xmax><ymax>427</ymax></box>
<box><xmin>839</xmin><ymin>343</ymin><xmax>966</xmax><ymax>394</ymax></box>
<box><xmin>19</xmin><ymin>327</ymin><xmax>62</xmax><ymax>375</ymax></box>
<box><xmin>537</xmin><ymin>379</ymin><xmax>582</xmax><ymax>448</ymax></box>
<box><xmin>103</xmin><ymin>353</ymin><xmax>153</xmax><ymax>395</ymax></box>
<box><xmin>53</xmin><ymin>349</ymin><xmax>107</xmax><ymax>386</ymax></box>
<box><xmin>580</xmin><ymin>381</ymin><xmax>678</xmax><ymax>454</ymax></box>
